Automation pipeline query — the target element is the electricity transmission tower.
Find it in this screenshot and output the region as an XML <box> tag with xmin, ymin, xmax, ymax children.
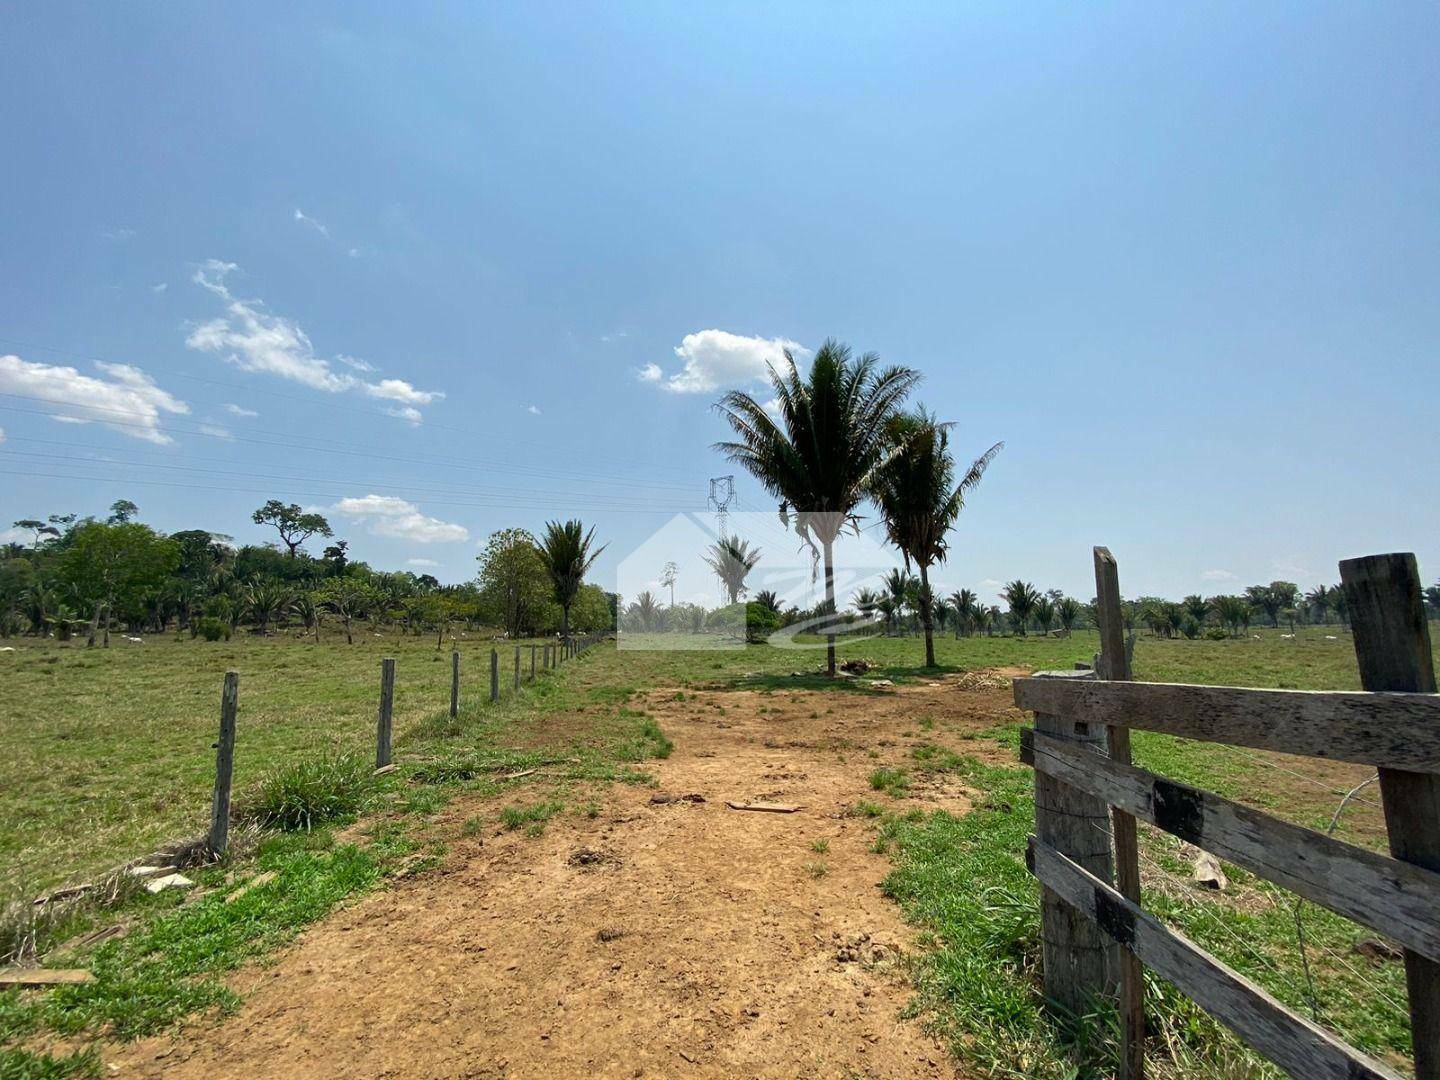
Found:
<box><xmin>707</xmin><ymin>475</ymin><xmax>736</xmax><ymax>537</ymax></box>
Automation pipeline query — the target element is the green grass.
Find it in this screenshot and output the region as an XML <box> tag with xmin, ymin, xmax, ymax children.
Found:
<box><xmin>4</xmin><ymin>621</ymin><xmax>1432</xmax><ymax>1077</ymax></box>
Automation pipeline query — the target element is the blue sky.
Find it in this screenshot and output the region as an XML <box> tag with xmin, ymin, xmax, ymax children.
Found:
<box><xmin>2</xmin><ymin>2</ymin><xmax>1437</xmax><ymax>606</ymax></box>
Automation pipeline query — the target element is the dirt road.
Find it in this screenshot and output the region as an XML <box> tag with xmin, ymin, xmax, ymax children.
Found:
<box><xmin>111</xmin><ymin>675</ymin><xmax>1022</xmax><ymax>1078</ymax></box>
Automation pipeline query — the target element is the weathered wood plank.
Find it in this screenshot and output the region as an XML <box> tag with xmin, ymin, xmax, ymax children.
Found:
<box><xmin>1022</xmin><ymin>727</ymin><xmax>1440</xmax><ymax>963</ymax></box>
<box><xmin>724</xmin><ymin>801</ymin><xmax>803</xmax><ymax>813</ymax></box>
<box><xmin>375</xmin><ymin>658</ymin><xmax>395</xmax><ymax>769</ymax></box>
<box><xmin>1093</xmin><ymin>546</ymin><xmax>1145</xmax><ymax>1080</ymax></box>
<box><xmin>1027</xmin><ymin>837</ymin><xmax>1404</xmax><ymax>1080</ymax></box>
<box><xmin>1344</xmin><ymin>552</ymin><xmax>1440</xmax><ymax>1080</ymax></box>
<box><xmin>1013</xmin><ymin>678</ymin><xmax>1440</xmax><ymax>771</ymax></box>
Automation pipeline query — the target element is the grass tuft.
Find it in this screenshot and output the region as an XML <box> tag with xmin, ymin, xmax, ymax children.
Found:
<box><xmin>240</xmin><ymin>753</ymin><xmax>373</xmax><ymax>831</ymax></box>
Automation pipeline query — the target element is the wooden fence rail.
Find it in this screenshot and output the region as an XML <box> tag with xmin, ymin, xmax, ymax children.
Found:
<box><xmin>1015</xmin><ymin>548</ymin><xmax>1439</xmax><ymax>1080</ymax></box>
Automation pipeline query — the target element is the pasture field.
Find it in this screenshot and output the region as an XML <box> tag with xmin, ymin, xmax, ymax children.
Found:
<box><xmin>2</xmin><ymin>623</ymin><xmax>1433</xmax><ymax>1078</ymax></box>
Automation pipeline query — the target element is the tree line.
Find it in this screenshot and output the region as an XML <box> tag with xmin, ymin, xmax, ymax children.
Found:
<box><xmin>1</xmin><ymin>499</ymin><xmax>615</xmax><ymax>646</ymax></box>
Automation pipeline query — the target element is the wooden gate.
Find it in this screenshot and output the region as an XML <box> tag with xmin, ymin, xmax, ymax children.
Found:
<box><xmin>1015</xmin><ymin>549</ymin><xmax>1440</xmax><ymax>1079</ymax></box>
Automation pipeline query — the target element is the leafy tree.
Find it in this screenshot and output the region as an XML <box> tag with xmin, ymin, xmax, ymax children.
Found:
<box><xmin>251</xmin><ymin>500</ymin><xmax>332</xmax><ymax>557</ymax></box>
<box><xmin>536</xmin><ymin>520</ymin><xmax>607</xmax><ymax>638</ymax></box>
<box><xmin>316</xmin><ymin>577</ymin><xmax>379</xmax><ymax>644</ymax></box>
<box><xmin>57</xmin><ymin>521</ymin><xmax>179</xmax><ymax>646</ymax></box>
<box><xmin>882</xmin><ymin>569</ymin><xmax>916</xmax><ymax>635</ymax></box>
<box><xmin>1244</xmin><ymin>582</ymin><xmax>1296</xmax><ymax>628</ymax></box>
<box><xmin>870</xmin><ymin>408</ymin><xmax>1001</xmax><ymax>666</ymax></box>
<box><xmin>1001</xmin><ymin>580</ymin><xmax>1040</xmax><ymax>636</ymax></box>
<box><xmin>1327</xmin><ymin>584</ymin><xmax>1349</xmax><ymax>627</ymax></box>
<box><xmin>293</xmin><ymin>591</ymin><xmax>321</xmax><ymax>642</ymax></box>
<box><xmin>12</xmin><ymin>519</ymin><xmax>59</xmax><ymax>550</ymax></box>
<box><xmin>107</xmin><ymin>499</ymin><xmax>139</xmax><ymax>524</ymax></box>
<box><xmin>475</xmin><ymin>528</ymin><xmax>553</xmax><ymax>638</ymax></box>
<box><xmin>754</xmin><ymin>589</ymin><xmax>781</xmax><ymax>615</ymax></box>
<box><xmin>714</xmin><ymin>339</ymin><xmax>920</xmax><ymax>676</ymax></box>
<box><xmin>704</xmin><ymin>534</ymin><xmax>761</xmax><ymax>605</ymax></box>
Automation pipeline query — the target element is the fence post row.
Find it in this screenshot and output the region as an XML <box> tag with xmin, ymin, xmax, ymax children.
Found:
<box><xmin>1016</xmin><ymin>548</ymin><xmax>1438</xmax><ymax>1080</ymax></box>
<box><xmin>1342</xmin><ymin>553</ymin><xmax>1440</xmax><ymax>1079</ymax></box>
<box><xmin>376</xmin><ymin>657</ymin><xmax>395</xmax><ymax>769</ymax></box>
<box><xmin>208</xmin><ymin>670</ymin><xmax>239</xmax><ymax>856</ymax></box>
<box><xmin>449</xmin><ymin>649</ymin><xmax>460</xmax><ymax>719</ymax></box>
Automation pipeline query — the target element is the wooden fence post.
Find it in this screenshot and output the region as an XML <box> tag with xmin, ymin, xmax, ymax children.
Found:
<box><xmin>490</xmin><ymin>648</ymin><xmax>499</xmax><ymax>702</ymax></box>
<box><xmin>208</xmin><ymin>671</ymin><xmax>239</xmax><ymax>856</ymax></box>
<box><xmin>376</xmin><ymin>658</ymin><xmax>395</xmax><ymax>768</ymax></box>
<box><xmin>514</xmin><ymin>646</ymin><xmax>520</xmax><ymax>690</ymax></box>
<box><xmin>1342</xmin><ymin>553</ymin><xmax>1440</xmax><ymax>1080</ymax></box>
<box><xmin>1032</xmin><ymin>670</ymin><xmax>1118</xmax><ymax>1020</ymax></box>
<box><xmin>1094</xmin><ymin>547</ymin><xmax>1145</xmax><ymax>1079</ymax></box>
<box><xmin>449</xmin><ymin>650</ymin><xmax>460</xmax><ymax>719</ymax></box>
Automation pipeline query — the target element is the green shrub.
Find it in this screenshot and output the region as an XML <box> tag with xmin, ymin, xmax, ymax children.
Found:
<box><xmin>745</xmin><ymin>602</ymin><xmax>781</xmax><ymax>644</ymax></box>
<box><xmin>242</xmin><ymin>753</ymin><xmax>372</xmax><ymax>831</ymax></box>
<box><xmin>196</xmin><ymin>617</ymin><xmax>228</xmax><ymax>642</ymax></box>
<box><xmin>1205</xmin><ymin>627</ymin><xmax>1228</xmax><ymax>641</ymax></box>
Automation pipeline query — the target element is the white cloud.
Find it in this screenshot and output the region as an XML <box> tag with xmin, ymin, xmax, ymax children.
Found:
<box><xmin>762</xmin><ymin>397</ymin><xmax>782</xmax><ymax>417</ymax></box>
<box><xmin>0</xmin><ymin>526</ymin><xmax>27</xmax><ymax>544</ymax></box>
<box><xmin>223</xmin><ymin>403</ymin><xmax>258</xmax><ymax>419</ymax></box>
<box><xmin>649</xmin><ymin>330</ymin><xmax>809</xmax><ymax>394</ymax></box>
<box><xmin>1202</xmin><ymin>569</ymin><xmax>1239</xmax><ymax>583</ymax></box>
<box><xmin>0</xmin><ymin>427</ymin><xmax>5</xmax><ymax>442</ymax></box>
<box><xmin>198</xmin><ymin>423</ymin><xmax>234</xmax><ymax>440</ymax></box>
<box><xmin>151</xmin><ymin>283</ymin><xmax>168</xmax><ymax>294</ymax></box>
<box><xmin>186</xmin><ymin>261</ymin><xmax>444</xmax><ymax>421</ymax></box>
<box><xmin>330</xmin><ymin>494</ymin><xmax>469</xmax><ymax>544</ymax></box>
<box><xmin>0</xmin><ymin>354</ymin><xmax>189</xmax><ymax>444</ymax></box>
<box><xmin>337</xmin><ymin>354</ymin><xmax>375</xmax><ymax>373</ymax></box>
<box><xmin>601</xmin><ymin>331</ymin><xmax>629</xmax><ymax>343</ymax></box>
<box><xmin>526</xmin><ymin>404</ymin><xmax>541</xmax><ymax>415</ymax></box>
<box><xmin>385</xmin><ymin>405</ymin><xmax>423</xmax><ymax>425</ymax></box>
<box><xmin>293</xmin><ymin>208</ymin><xmax>330</xmax><ymax>238</ymax></box>
<box><xmin>347</xmin><ymin>247</ymin><xmax>360</xmax><ymax>259</ymax></box>
<box><xmin>99</xmin><ymin>226</ymin><xmax>136</xmax><ymax>242</ymax></box>
<box><xmin>407</xmin><ymin>557</ymin><xmax>441</xmax><ymax>568</ymax></box>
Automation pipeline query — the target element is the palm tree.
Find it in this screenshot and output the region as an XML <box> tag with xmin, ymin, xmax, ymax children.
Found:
<box><xmin>244</xmin><ymin>581</ymin><xmax>292</xmax><ymax>635</ymax></box>
<box><xmin>293</xmin><ymin>592</ymin><xmax>320</xmax><ymax>642</ymax></box>
<box><xmin>1327</xmin><ymin>584</ymin><xmax>1349</xmax><ymax>627</ymax></box>
<box><xmin>1213</xmin><ymin>595</ymin><xmax>1251</xmax><ymax>638</ymax></box>
<box><xmin>629</xmin><ymin>590</ymin><xmax>661</xmax><ymax>632</ymax></box>
<box><xmin>714</xmin><ymin>339</ymin><xmax>920</xmax><ymax>676</ymax></box>
<box><xmin>1056</xmin><ymin>596</ymin><xmax>1082</xmax><ymax>635</ymax></box>
<box><xmin>1183</xmin><ymin>594</ymin><xmax>1210</xmax><ymax>627</ymax></box>
<box><xmin>852</xmin><ymin>587</ymin><xmax>882</xmax><ymax>625</ymax></box>
<box><xmin>1305</xmin><ymin>585</ymin><xmax>1330</xmax><ymax>624</ymax></box>
<box><xmin>537</xmin><ymin>520</ymin><xmax>607</xmax><ymax>639</ymax></box>
<box><xmin>949</xmin><ymin>588</ymin><xmax>976</xmax><ymax>638</ymax></box>
<box><xmin>882</xmin><ymin>569</ymin><xmax>915</xmax><ymax>635</ymax></box>
<box><xmin>870</xmin><ymin>409</ymin><xmax>1002</xmax><ymax>667</ymax></box>
<box><xmin>1031</xmin><ymin>596</ymin><xmax>1055</xmax><ymax>637</ymax></box>
<box><xmin>1001</xmin><ymin>580</ymin><xmax>1040</xmax><ymax>636</ymax></box>
<box><xmin>754</xmin><ymin>590</ymin><xmax>781</xmax><ymax>615</ymax></box>
<box><xmin>704</xmin><ymin>534</ymin><xmax>761</xmax><ymax>605</ymax></box>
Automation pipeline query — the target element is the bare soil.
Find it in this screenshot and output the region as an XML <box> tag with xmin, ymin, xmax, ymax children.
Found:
<box><xmin>107</xmin><ymin>674</ymin><xmax>1026</xmax><ymax>1079</ymax></box>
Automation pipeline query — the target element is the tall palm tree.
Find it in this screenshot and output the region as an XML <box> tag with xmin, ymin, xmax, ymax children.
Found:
<box><xmin>1001</xmin><ymin>580</ymin><xmax>1040</xmax><ymax>636</ymax></box>
<box><xmin>714</xmin><ymin>340</ymin><xmax>920</xmax><ymax>676</ymax></box>
<box><xmin>1183</xmin><ymin>594</ymin><xmax>1210</xmax><ymax>626</ymax></box>
<box><xmin>871</xmin><ymin>411</ymin><xmax>1001</xmax><ymax>666</ymax></box>
<box><xmin>754</xmin><ymin>589</ymin><xmax>781</xmax><ymax>615</ymax></box>
<box><xmin>1031</xmin><ymin>596</ymin><xmax>1055</xmax><ymax>637</ymax></box>
<box><xmin>704</xmin><ymin>534</ymin><xmax>761</xmax><ymax>605</ymax></box>
<box><xmin>1305</xmin><ymin>585</ymin><xmax>1330</xmax><ymax>624</ymax></box>
<box><xmin>949</xmin><ymin>588</ymin><xmax>976</xmax><ymax>638</ymax></box>
<box><xmin>537</xmin><ymin>520</ymin><xmax>607</xmax><ymax>639</ymax></box>
<box><xmin>882</xmin><ymin>568</ymin><xmax>915</xmax><ymax>635</ymax></box>
<box><xmin>1056</xmin><ymin>596</ymin><xmax>1082</xmax><ymax>635</ymax></box>
<box><xmin>852</xmin><ymin>587</ymin><xmax>882</xmax><ymax>624</ymax></box>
